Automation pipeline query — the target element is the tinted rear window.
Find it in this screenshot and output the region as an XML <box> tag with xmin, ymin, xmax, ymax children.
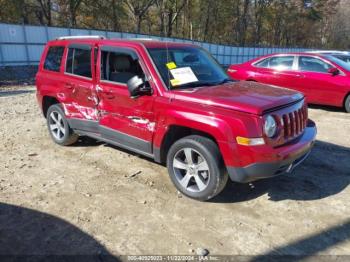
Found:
<box><xmin>44</xmin><ymin>46</ymin><xmax>64</xmax><ymax>72</ymax></box>
<box><xmin>65</xmin><ymin>46</ymin><xmax>92</xmax><ymax>78</ymax></box>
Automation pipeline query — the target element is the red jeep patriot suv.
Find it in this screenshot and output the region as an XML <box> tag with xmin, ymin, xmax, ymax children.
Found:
<box><xmin>36</xmin><ymin>36</ymin><xmax>317</xmax><ymax>201</ymax></box>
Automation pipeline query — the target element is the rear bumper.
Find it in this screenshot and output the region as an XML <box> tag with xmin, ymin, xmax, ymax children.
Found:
<box><xmin>227</xmin><ymin>120</ymin><xmax>317</xmax><ymax>183</ymax></box>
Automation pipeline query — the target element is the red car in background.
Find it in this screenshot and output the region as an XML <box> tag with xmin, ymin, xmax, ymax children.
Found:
<box><xmin>227</xmin><ymin>53</ymin><xmax>350</xmax><ymax>112</ymax></box>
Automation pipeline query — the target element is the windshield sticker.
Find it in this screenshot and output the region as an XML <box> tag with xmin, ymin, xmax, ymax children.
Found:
<box><xmin>166</xmin><ymin>62</ymin><xmax>177</xmax><ymax>70</ymax></box>
<box><xmin>170</xmin><ymin>79</ymin><xmax>181</xmax><ymax>86</ymax></box>
<box><xmin>170</xmin><ymin>67</ymin><xmax>198</xmax><ymax>86</ymax></box>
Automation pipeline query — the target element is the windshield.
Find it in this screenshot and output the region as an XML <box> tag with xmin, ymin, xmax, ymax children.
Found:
<box><xmin>331</xmin><ymin>55</ymin><xmax>350</xmax><ymax>63</ymax></box>
<box><xmin>147</xmin><ymin>46</ymin><xmax>231</xmax><ymax>89</ymax></box>
<box><xmin>325</xmin><ymin>55</ymin><xmax>350</xmax><ymax>71</ymax></box>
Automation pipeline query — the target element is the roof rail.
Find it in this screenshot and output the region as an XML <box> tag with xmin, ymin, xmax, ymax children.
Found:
<box><xmin>56</xmin><ymin>35</ymin><xmax>106</xmax><ymax>40</ymax></box>
<box><xmin>127</xmin><ymin>38</ymin><xmax>158</xmax><ymax>41</ymax></box>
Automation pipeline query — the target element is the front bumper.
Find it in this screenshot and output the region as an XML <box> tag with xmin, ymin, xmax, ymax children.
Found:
<box><xmin>227</xmin><ymin>120</ymin><xmax>317</xmax><ymax>183</ymax></box>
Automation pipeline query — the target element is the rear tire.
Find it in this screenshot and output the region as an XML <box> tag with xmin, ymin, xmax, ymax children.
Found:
<box><xmin>46</xmin><ymin>104</ymin><xmax>78</xmax><ymax>146</ymax></box>
<box><xmin>166</xmin><ymin>135</ymin><xmax>228</xmax><ymax>201</ymax></box>
<box><xmin>345</xmin><ymin>95</ymin><xmax>350</xmax><ymax>113</ymax></box>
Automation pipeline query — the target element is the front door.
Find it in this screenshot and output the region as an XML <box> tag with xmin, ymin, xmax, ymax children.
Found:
<box><xmin>295</xmin><ymin>55</ymin><xmax>346</xmax><ymax>105</ymax></box>
<box><xmin>96</xmin><ymin>45</ymin><xmax>156</xmax><ymax>156</ymax></box>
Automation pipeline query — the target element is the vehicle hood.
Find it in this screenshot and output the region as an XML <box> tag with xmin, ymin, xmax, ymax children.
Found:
<box><xmin>172</xmin><ymin>81</ymin><xmax>304</xmax><ymax>115</ymax></box>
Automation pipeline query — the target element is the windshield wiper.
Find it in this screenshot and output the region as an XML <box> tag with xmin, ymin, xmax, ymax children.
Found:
<box><xmin>174</xmin><ymin>81</ymin><xmax>218</xmax><ymax>89</ymax></box>
<box><xmin>171</xmin><ymin>78</ymin><xmax>234</xmax><ymax>89</ymax></box>
<box><xmin>214</xmin><ymin>78</ymin><xmax>235</xmax><ymax>85</ymax></box>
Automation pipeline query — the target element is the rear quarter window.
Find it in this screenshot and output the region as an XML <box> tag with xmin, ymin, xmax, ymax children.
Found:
<box><xmin>44</xmin><ymin>46</ymin><xmax>64</xmax><ymax>72</ymax></box>
<box><xmin>254</xmin><ymin>58</ymin><xmax>270</xmax><ymax>68</ymax></box>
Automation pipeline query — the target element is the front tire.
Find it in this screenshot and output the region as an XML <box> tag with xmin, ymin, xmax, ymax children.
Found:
<box><xmin>345</xmin><ymin>95</ymin><xmax>350</xmax><ymax>113</ymax></box>
<box><xmin>166</xmin><ymin>135</ymin><xmax>228</xmax><ymax>201</ymax></box>
<box><xmin>46</xmin><ymin>104</ymin><xmax>78</xmax><ymax>146</ymax></box>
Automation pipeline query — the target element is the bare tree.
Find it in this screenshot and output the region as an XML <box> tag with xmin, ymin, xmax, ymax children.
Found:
<box><xmin>166</xmin><ymin>0</ymin><xmax>186</xmax><ymax>37</ymax></box>
<box><xmin>125</xmin><ymin>0</ymin><xmax>156</xmax><ymax>33</ymax></box>
<box><xmin>36</xmin><ymin>0</ymin><xmax>52</xmax><ymax>25</ymax></box>
<box><xmin>233</xmin><ymin>0</ymin><xmax>250</xmax><ymax>46</ymax></box>
<box><xmin>0</xmin><ymin>0</ymin><xmax>346</xmax><ymax>49</ymax></box>
<box><xmin>62</xmin><ymin>0</ymin><xmax>83</xmax><ymax>27</ymax></box>
<box><xmin>253</xmin><ymin>0</ymin><xmax>272</xmax><ymax>45</ymax></box>
<box><xmin>156</xmin><ymin>0</ymin><xmax>166</xmax><ymax>36</ymax></box>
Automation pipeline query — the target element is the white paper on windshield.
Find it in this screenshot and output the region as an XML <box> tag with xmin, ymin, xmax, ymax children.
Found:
<box><xmin>169</xmin><ymin>67</ymin><xmax>198</xmax><ymax>86</ymax></box>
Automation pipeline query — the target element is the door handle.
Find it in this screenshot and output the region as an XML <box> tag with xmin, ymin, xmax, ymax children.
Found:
<box><xmin>104</xmin><ymin>90</ymin><xmax>115</xmax><ymax>99</ymax></box>
<box><xmin>127</xmin><ymin>116</ymin><xmax>149</xmax><ymax>124</ymax></box>
<box><xmin>65</xmin><ymin>83</ymin><xmax>74</xmax><ymax>89</ymax></box>
<box><xmin>105</xmin><ymin>94</ymin><xmax>115</xmax><ymax>99</ymax></box>
<box><xmin>95</xmin><ymin>85</ymin><xmax>115</xmax><ymax>99</ymax></box>
<box><xmin>296</xmin><ymin>74</ymin><xmax>305</xmax><ymax>78</ymax></box>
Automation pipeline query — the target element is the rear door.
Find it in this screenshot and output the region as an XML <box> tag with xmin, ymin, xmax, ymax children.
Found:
<box><xmin>96</xmin><ymin>45</ymin><xmax>156</xmax><ymax>156</ymax></box>
<box><xmin>63</xmin><ymin>43</ymin><xmax>99</xmax><ymax>121</ymax></box>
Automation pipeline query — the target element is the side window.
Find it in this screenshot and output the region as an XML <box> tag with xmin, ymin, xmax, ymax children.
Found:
<box><xmin>255</xmin><ymin>56</ymin><xmax>294</xmax><ymax>70</ymax></box>
<box><xmin>298</xmin><ymin>56</ymin><xmax>331</xmax><ymax>73</ymax></box>
<box><xmin>100</xmin><ymin>48</ymin><xmax>145</xmax><ymax>84</ymax></box>
<box><xmin>255</xmin><ymin>58</ymin><xmax>270</xmax><ymax>68</ymax></box>
<box><xmin>269</xmin><ymin>56</ymin><xmax>294</xmax><ymax>70</ymax></box>
<box><xmin>44</xmin><ymin>46</ymin><xmax>64</xmax><ymax>72</ymax></box>
<box><xmin>65</xmin><ymin>46</ymin><xmax>92</xmax><ymax>78</ymax></box>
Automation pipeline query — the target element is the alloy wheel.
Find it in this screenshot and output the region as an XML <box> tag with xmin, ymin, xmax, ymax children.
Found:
<box><xmin>172</xmin><ymin>148</ymin><xmax>210</xmax><ymax>192</ymax></box>
<box><xmin>49</xmin><ymin>111</ymin><xmax>66</xmax><ymax>141</ymax></box>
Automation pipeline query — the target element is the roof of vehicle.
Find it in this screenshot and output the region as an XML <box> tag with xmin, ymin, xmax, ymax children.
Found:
<box><xmin>308</xmin><ymin>50</ymin><xmax>350</xmax><ymax>55</ymax></box>
<box><xmin>244</xmin><ymin>52</ymin><xmax>344</xmax><ymax>64</ymax></box>
<box><xmin>48</xmin><ymin>36</ymin><xmax>197</xmax><ymax>49</ymax></box>
<box><xmin>257</xmin><ymin>52</ymin><xmax>328</xmax><ymax>57</ymax></box>
<box><xmin>252</xmin><ymin>51</ymin><xmax>350</xmax><ymax>59</ymax></box>
<box><xmin>245</xmin><ymin>52</ymin><xmax>322</xmax><ymax>64</ymax></box>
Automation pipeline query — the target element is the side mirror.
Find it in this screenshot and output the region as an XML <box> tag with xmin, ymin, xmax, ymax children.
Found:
<box><xmin>127</xmin><ymin>75</ymin><xmax>152</xmax><ymax>97</ymax></box>
<box><xmin>328</xmin><ymin>67</ymin><xmax>340</xmax><ymax>76</ymax></box>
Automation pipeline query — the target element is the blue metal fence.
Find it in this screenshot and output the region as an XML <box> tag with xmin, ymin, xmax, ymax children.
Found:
<box><xmin>0</xmin><ymin>22</ymin><xmax>313</xmax><ymax>67</ymax></box>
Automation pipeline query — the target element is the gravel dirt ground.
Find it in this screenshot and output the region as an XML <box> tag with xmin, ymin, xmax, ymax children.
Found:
<box><xmin>0</xmin><ymin>85</ymin><xmax>349</xmax><ymax>258</ymax></box>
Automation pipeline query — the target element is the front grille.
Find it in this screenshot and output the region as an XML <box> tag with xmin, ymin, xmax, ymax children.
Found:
<box><xmin>266</xmin><ymin>100</ymin><xmax>308</xmax><ymax>147</ymax></box>
<box><xmin>281</xmin><ymin>105</ymin><xmax>308</xmax><ymax>140</ymax></box>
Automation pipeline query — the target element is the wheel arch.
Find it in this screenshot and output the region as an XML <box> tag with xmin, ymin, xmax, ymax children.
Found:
<box><xmin>42</xmin><ymin>96</ymin><xmax>60</xmax><ymax>118</ymax></box>
<box><xmin>343</xmin><ymin>92</ymin><xmax>350</xmax><ymax>106</ymax></box>
<box><xmin>155</xmin><ymin>125</ymin><xmax>220</xmax><ymax>164</ymax></box>
<box><xmin>343</xmin><ymin>92</ymin><xmax>350</xmax><ymax>112</ymax></box>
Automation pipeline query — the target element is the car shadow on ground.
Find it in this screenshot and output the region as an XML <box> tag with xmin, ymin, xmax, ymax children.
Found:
<box><xmin>73</xmin><ymin>136</ymin><xmax>162</xmax><ymax>163</ymax></box>
<box><xmin>0</xmin><ymin>89</ymin><xmax>35</xmax><ymax>97</ymax></box>
<box><xmin>212</xmin><ymin>140</ymin><xmax>350</xmax><ymax>203</ymax></box>
<box><xmin>72</xmin><ymin>137</ymin><xmax>350</xmax><ymax>203</ymax></box>
<box><xmin>308</xmin><ymin>104</ymin><xmax>345</xmax><ymax>113</ymax></box>
<box><xmin>72</xmin><ymin>136</ymin><xmax>106</xmax><ymax>147</ymax></box>
<box><xmin>250</xmin><ymin>219</ymin><xmax>350</xmax><ymax>261</ymax></box>
<box><xmin>0</xmin><ymin>202</ymin><xmax>119</xmax><ymax>261</ymax></box>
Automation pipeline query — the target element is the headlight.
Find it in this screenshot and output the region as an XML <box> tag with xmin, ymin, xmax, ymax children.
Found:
<box><xmin>264</xmin><ymin>115</ymin><xmax>277</xmax><ymax>138</ymax></box>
